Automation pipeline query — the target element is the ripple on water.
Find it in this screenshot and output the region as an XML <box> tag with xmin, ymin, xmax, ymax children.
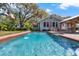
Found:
<box><xmin>0</xmin><ymin>46</ymin><xmax>3</xmax><ymax>49</ymax></box>
<box><xmin>66</xmin><ymin>48</ymin><xmax>75</xmax><ymax>56</ymax></box>
<box><xmin>24</xmin><ymin>37</ymin><xmax>29</xmax><ymax>39</ymax></box>
<box><xmin>75</xmin><ymin>48</ymin><xmax>79</xmax><ymax>56</ymax></box>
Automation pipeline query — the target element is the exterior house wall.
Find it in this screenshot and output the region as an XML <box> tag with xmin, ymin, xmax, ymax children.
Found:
<box><xmin>40</xmin><ymin>21</ymin><xmax>49</xmax><ymax>31</ymax></box>
<box><xmin>60</xmin><ymin>23</ymin><xmax>68</xmax><ymax>30</ymax></box>
<box><xmin>39</xmin><ymin>16</ymin><xmax>63</xmax><ymax>31</ymax></box>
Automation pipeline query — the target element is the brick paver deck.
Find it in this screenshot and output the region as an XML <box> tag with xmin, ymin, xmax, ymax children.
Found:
<box><xmin>49</xmin><ymin>31</ymin><xmax>79</xmax><ymax>41</ymax></box>
<box><xmin>60</xmin><ymin>34</ymin><xmax>79</xmax><ymax>41</ymax></box>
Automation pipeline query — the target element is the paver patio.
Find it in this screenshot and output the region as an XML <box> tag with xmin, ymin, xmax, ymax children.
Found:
<box><xmin>49</xmin><ymin>31</ymin><xmax>79</xmax><ymax>41</ymax></box>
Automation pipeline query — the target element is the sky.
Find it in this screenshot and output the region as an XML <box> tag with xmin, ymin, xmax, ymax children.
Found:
<box><xmin>37</xmin><ymin>3</ymin><xmax>79</xmax><ymax>17</ymax></box>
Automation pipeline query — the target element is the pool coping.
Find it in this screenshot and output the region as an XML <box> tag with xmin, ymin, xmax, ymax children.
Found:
<box><xmin>0</xmin><ymin>31</ymin><xmax>31</xmax><ymax>42</ymax></box>
<box><xmin>48</xmin><ymin>31</ymin><xmax>79</xmax><ymax>42</ymax></box>
<box><xmin>59</xmin><ymin>34</ymin><xmax>79</xmax><ymax>41</ymax></box>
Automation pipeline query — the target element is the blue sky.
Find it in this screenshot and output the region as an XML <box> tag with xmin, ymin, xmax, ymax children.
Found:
<box><xmin>37</xmin><ymin>3</ymin><xmax>79</xmax><ymax>16</ymax></box>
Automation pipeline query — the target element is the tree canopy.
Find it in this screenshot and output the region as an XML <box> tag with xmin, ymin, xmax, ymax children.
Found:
<box><xmin>0</xmin><ymin>3</ymin><xmax>48</xmax><ymax>31</ymax></box>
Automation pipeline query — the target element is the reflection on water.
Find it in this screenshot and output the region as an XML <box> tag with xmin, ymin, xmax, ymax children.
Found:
<box><xmin>75</xmin><ymin>48</ymin><xmax>79</xmax><ymax>56</ymax></box>
<box><xmin>66</xmin><ymin>48</ymin><xmax>74</xmax><ymax>56</ymax></box>
<box><xmin>24</xmin><ymin>37</ymin><xmax>29</xmax><ymax>39</ymax></box>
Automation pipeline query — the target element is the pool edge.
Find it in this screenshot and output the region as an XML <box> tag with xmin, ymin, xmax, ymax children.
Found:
<box><xmin>47</xmin><ymin>31</ymin><xmax>79</xmax><ymax>42</ymax></box>
<box><xmin>0</xmin><ymin>31</ymin><xmax>31</xmax><ymax>42</ymax></box>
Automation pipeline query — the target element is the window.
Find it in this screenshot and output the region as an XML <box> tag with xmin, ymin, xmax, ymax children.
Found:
<box><xmin>56</xmin><ymin>22</ymin><xmax>58</xmax><ymax>27</ymax></box>
<box><xmin>43</xmin><ymin>22</ymin><xmax>46</xmax><ymax>27</ymax></box>
<box><xmin>52</xmin><ymin>22</ymin><xmax>55</xmax><ymax>27</ymax></box>
<box><xmin>47</xmin><ymin>22</ymin><xmax>49</xmax><ymax>27</ymax></box>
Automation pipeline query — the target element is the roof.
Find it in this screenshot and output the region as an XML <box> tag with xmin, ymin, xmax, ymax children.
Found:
<box><xmin>37</xmin><ymin>15</ymin><xmax>50</xmax><ymax>23</ymax></box>
<box><xmin>38</xmin><ymin>14</ymin><xmax>64</xmax><ymax>23</ymax></box>
<box><xmin>60</xmin><ymin>15</ymin><xmax>79</xmax><ymax>23</ymax></box>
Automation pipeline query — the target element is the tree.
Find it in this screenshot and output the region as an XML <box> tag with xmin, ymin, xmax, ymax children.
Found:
<box><xmin>0</xmin><ymin>16</ymin><xmax>17</xmax><ymax>31</ymax></box>
<box><xmin>0</xmin><ymin>3</ymin><xmax>49</xmax><ymax>31</ymax></box>
<box><xmin>13</xmin><ymin>3</ymin><xmax>38</xmax><ymax>28</ymax></box>
<box><xmin>24</xmin><ymin>20</ymin><xmax>33</xmax><ymax>30</ymax></box>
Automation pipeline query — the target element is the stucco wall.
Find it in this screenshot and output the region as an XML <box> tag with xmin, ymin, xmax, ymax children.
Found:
<box><xmin>39</xmin><ymin>14</ymin><xmax>64</xmax><ymax>31</ymax></box>
<box><xmin>39</xmin><ymin>19</ymin><xmax>61</xmax><ymax>31</ymax></box>
<box><xmin>60</xmin><ymin>23</ymin><xmax>68</xmax><ymax>31</ymax></box>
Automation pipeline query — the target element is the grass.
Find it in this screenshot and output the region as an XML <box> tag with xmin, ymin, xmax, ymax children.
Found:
<box><xmin>0</xmin><ymin>31</ymin><xmax>23</xmax><ymax>37</ymax></box>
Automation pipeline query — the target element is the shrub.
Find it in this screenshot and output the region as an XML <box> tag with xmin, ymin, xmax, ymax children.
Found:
<box><xmin>24</xmin><ymin>21</ymin><xmax>33</xmax><ymax>30</ymax></box>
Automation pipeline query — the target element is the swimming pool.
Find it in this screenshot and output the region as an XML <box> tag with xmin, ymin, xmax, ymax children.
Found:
<box><xmin>0</xmin><ymin>32</ymin><xmax>79</xmax><ymax>56</ymax></box>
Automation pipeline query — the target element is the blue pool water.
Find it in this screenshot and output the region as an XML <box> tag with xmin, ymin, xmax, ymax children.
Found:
<box><xmin>0</xmin><ymin>32</ymin><xmax>79</xmax><ymax>56</ymax></box>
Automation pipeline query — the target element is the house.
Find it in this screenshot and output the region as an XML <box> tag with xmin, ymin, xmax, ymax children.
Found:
<box><xmin>38</xmin><ymin>14</ymin><xmax>64</xmax><ymax>31</ymax></box>
<box><xmin>60</xmin><ymin>15</ymin><xmax>79</xmax><ymax>32</ymax></box>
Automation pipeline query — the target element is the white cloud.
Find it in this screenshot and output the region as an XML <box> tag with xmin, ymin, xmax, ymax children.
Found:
<box><xmin>59</xmin><ymin>3</ymin><xmax>79</xmax><ymax>10</ymax></box>
<box><xmin>46</xmin><ymin>9</ymin><xmax>52</xmax><ymax>14</ymax></box>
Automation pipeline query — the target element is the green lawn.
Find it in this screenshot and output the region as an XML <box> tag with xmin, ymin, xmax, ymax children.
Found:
<box><xmin>0</xmin><ymin>31</ymin><xmax>23</xmax><ymax>36</ymax></box>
